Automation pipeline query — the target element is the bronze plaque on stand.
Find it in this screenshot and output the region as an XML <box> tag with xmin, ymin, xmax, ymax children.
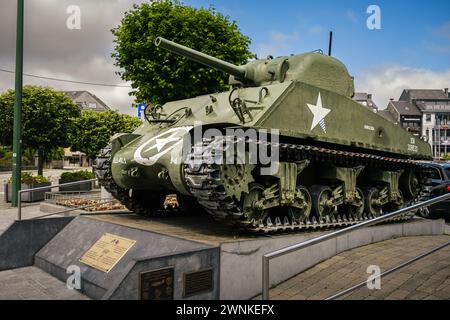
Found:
<box><xmin>140</xmin><ymin>267</ymin><xmax>174</xmax><ymax>300</ymax></box>
<box><xmin>79</xmin><ymin>233</ymin><xmax>136</xmax><ymax>273</ymax></box>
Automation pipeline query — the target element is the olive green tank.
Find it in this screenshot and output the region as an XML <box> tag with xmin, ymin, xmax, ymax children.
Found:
<box><xmin>94</xmin><ymin>37</ymin><xmax>432</xmax><ymax>233</ymax></box>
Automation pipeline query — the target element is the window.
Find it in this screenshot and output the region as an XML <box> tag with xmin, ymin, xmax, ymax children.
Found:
<box><xmin>88</xmin><ymin>103</ymin><xmax>97</xmax><ymax>109</ymax></box>
<box><xmin>426</xmin><ymin>114</ymin><xmax>432</xmax><ymax>122</ymax></box>
<box><xmin>428</xmin><ymin>167</ymin><xmax>442</xmax><ymax>180</ymax></box>
<box><xmin>445</xmin><ymin>168</ymin><xmax>450</xmax><ymax>180</ymax></box>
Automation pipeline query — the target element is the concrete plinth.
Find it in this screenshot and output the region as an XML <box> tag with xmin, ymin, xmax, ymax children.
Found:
<box><xmin>0</xmin><ymin>210</ymin><xmax>445</xmax><ymax>300</ymax></box>
<box><xmin>35</xmin><ymin>217</ymin><xmax>219</xmax><ymax>300</ymax></box>
<box><xmin>87</xmin><ymin>214</ymin><xmax>445</xmax><ymax>300</ymax></box>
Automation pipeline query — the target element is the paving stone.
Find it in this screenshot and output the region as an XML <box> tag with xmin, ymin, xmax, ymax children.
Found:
<box><xmin>405</xmin><ymin>290</ymin><xmax>429</xmax><ymax>300</ymax></box>
<box><xmin>384</xmin><ymin>289</ymin><xmax>410</xmax><ymax>300</ymax></box>
<box><xmin>288</xmin><ymin>294</ymin><xmax>307</xmax><ymax>300</ymax></box>
<box><xmin>423</xmin><ymin>295</ymin><xmax>441</xmax><ymax>300</ymax></box>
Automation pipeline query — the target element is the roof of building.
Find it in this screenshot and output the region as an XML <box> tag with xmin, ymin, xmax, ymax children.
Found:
<box><xmin>353</xmin><ymin>92</ymin><xmax>369</xmax><ymax>101</ymax></box>
<box><xmin>378</xmin><ymin>109</ymin><xmax>397</xmax><ymax>123</ymax></box>
<box><xmin>63</xmin><ymin>91</ymin><xmax>110</xmax><ymax>111</ymax></box>
<box><xmin>400</xmin><ymin>89</ymin><xmax>450</xmax><ymax>102</ymax></box>
<box><xmin>389</xmin><ymin>101</ymin><xmax>422</xmax><ymax>116</ymax></box>
<box><xmin>353</xmin><ymin>92</ymin><xmax>378</xmax><ymax>110</ymax></box>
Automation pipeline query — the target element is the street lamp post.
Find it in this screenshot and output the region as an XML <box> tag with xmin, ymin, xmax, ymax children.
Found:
<box><xmin>11</xmin><ymin>0</ymin><xmax>24</xmax><ymax>207</ymax></box>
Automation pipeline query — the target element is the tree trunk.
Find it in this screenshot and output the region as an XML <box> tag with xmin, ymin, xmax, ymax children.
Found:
<box><xmin>28</xmin><ymin>148</ymin><xmax>34</xmax><ymax>163</ymax></box>
<box><xmin>37</xmin><ymin>149</ymin><xmax>44</xmax><ymax>176</ymax></box>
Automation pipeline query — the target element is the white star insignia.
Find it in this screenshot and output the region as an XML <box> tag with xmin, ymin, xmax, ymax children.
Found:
<box><xmin>307</xmin><ymin>93</ymin><xmax>331</xmax><ymax>133</ymax></box>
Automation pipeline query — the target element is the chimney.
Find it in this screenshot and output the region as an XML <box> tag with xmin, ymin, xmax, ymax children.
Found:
<box><xmin>367</xmin><ymin>94</ymin><xmax>372</xmax><ymax>100</ymax></box>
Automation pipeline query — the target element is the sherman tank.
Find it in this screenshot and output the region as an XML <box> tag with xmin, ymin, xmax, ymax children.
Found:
<box><xmin>94</xmin><ymin>37</ymin><xmax>432</xmax><ymax>233</ymax></box>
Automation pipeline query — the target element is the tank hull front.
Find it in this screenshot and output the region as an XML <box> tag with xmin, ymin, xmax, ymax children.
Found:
<box><xmin>111</xmin><ymin>126</ymin><xmax>192</xmax><ymax>195</ymax></box>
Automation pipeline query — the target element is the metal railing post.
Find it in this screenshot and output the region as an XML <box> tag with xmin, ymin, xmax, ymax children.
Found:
<box><xmin>262</xmin><ymin>256</ymin><xmax>270</xmax><ymax>300</ymax></box>
<box><xmin>261</xmin><ymin>192</ymin><xmax>450</xmax><ymax>300</ymax></box>
<box><xmin>17</xmin><ymin>190</ymin><xmax>22</xmax><ymax>221</ymax></box>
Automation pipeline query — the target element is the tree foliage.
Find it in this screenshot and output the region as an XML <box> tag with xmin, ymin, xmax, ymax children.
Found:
<box><xmin>112</xmin><ymin>0</ymin><xmax>254</xmax><ymax>105</ymax></box>
<box><xmin>0</xmin><ymin>85</ymin><xmax>80</xmax><ymax>174</ymax></box>
<box><xmin>70</xmin><ymin>110</ymin><xmax>141</xmax><ymax>160</ymax></box>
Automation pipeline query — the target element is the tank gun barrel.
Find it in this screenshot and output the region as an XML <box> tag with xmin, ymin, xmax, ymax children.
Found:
<box><xmin>155</xmin><ymin>37</ymin><xmax>247</xmax><ymax>80</ymax></box>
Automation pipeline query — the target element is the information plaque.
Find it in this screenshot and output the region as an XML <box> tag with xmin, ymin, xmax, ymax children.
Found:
<box><xmin>79</xmin><ymin>233</ymin><xmax>136</xmax><ymax>273</ymax></box>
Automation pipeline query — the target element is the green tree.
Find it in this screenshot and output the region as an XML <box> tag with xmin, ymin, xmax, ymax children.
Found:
<box><xmin>112</xmin><ymin>0</ymin><xmax>254</xmax><ymax>105</ymax></box>
<box><xmin>70</xmin><ymin>110</ymin><xmax>141</xmax><ymax>160</ymax></box>
<box><xmin>0</xmin><ymin>85</ymin><xmax>80</xmax><ymax>175</ymax></box>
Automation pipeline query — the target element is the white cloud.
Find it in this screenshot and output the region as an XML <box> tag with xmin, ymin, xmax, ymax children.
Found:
<box><xmin>345</xmin><ymin>9</ymin><xmax>358</xmax><ymax>23</ymax></box>
<box><xmin>255</xmin><ymin>31</ymin><xmax>300</xmax><ymax>59</ymax></box>
<box><xmin>433</xmin><ymin>21</ymin><xmax>450</xmax><ymax>40</ymax></box>
<box><xmin>356</xmin><ymin>65</ymin><xmax>450</xmax><ymax>109</ymax></box>
<box><xmin>308</xmin><ymin>25</ymin><xmax>324</xmax><ymax>34</ymax></box>
<box><xmin>425</xmin><ymin>21</ymin><xmax>450</xmax><ymax>53</ymax></box>
<box><xmin>0</xmin><ymin>0</ymin><xmax>146</xmax><ymax>115</ymax></box>
<box><xmin>425</xmin><ymin>41</ymin><xmax>450</xmax><ymax>54</ymax></box>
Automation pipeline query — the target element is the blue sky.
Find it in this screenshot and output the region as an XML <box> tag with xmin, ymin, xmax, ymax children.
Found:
<box><xmin>181</xmin><ymin>0</ymin><xmax>450</xmax><ymax>108</ymax></box>
<box><xmin>184</xmin><ymin>0</ymin><xmax>449</xmax><ymax>75</ymax></box>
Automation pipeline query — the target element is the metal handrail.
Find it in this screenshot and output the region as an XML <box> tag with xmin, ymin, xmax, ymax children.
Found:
<box><xmin>261</xmin><ymin>192</ymin><xmax>450</xmax><ymax>299</ymax></box>
<box><xmin>325</xmin><ymin>239</ymin><xmax>450</xmax><ymax>300</ymax></box>
<box><xmin>17</xmin><ymin>178</ymin><xmax>97</xmax><ymax>220</ymax></box>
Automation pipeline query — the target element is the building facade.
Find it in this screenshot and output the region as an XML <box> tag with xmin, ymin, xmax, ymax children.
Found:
<box><xmin>385</xmin><ymin>100</ymin><xmax>422</xmax><ymax>137</ymax></box>
<box><xmin>63</xmin><ymin>91</ymin><xmax>111</xmax><ymax>167</ymax></box>
<box><xmin>385</xmin><ymin>88</ymin><xmax>450</xmax><ymax>160</ymax></box>
<box><xmin>63</xmin><ymin>91</ymin><xmax>110</xmax><ymax>112</ymax></box>
<box><xmin>353</xmin><ymin>92</ymin><xmax>379</xmax><ymax>113</ymax></box>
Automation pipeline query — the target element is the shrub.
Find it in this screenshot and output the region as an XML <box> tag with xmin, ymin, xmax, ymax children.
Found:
<box><xmin>0</xmin><ymin>146</ymin><xmax>10</xmax><ymax>158</ymax></box>
<box><xmin>60</xmin><ymin>170</ymin><xmax>95</xmax><ymax>182</ymax></box>
<box><xmin>8</xmin><ymin>172</ymin><xmax>49</xmax><ymax>184</ymax></box>
<box><xmin>0</xmin><ymin>147</ymin><xmax>33</xmax><ymax>167</ymax></box>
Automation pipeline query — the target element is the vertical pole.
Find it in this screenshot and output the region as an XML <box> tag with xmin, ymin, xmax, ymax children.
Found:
<box><xmin>328</xmin><ymin>31</ymin><xmax>333</xmax><ymax>56</ymax></box>
<box><xmin>17</xmin><ymin>191</ymin><xmax>22</xmax><ymax>221</ymax></box>
<box><xmin>437</xmin><ymin>119</ymin><xmax>439</xmax><ymax>160</ymax></box>
<box><xmin>11</xmin><ymin>0</ymin><xmax>24</xmax><ymax>207</ymax></box>
<box><xmin>443</xmin><ymin>116</ymin><xmax>448</xmax><ymax>157</ymax></box>
<box><xmin>262</xmin><ymin>256</ymin><xmax>270</xmax><ymax>300</ymax></box>
<box><xmin>434</xmin><ymin>122</ymin><xmax>437</xmax><ymax>160</ymax></box>
<box><xmin>438</xmin><ymin>117</ymin><xmax>441</xmax><ymax>160</ymax></box>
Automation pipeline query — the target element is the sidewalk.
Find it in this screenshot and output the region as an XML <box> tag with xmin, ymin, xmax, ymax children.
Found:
<box><xmin>262</xmin><ymin>235</ymin><xmax>450</xmax><ymax>300</ymax></box>
<box><xmin>0</xmin><ymin>267</ymin><xmax>90</xmax><ymax>300</ymax></box>
<box><xmin>0</xmin><ymin>204</ymin><xmax>49</xmax><ymax>234</ymax></box>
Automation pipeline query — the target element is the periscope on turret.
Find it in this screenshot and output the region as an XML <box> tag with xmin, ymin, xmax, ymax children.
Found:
<box><xmin>94</xmin><ymin>37</ymin><xmax>432</xmax><ymax>233</ymax></box>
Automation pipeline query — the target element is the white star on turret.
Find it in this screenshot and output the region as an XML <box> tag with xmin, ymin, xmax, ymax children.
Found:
<box><xmin>307</xmin><ymin>93</ymin><xmax>331</xmax><ymax>133</ymax></box>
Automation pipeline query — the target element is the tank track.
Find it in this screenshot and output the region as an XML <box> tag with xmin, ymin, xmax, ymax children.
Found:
<box><xmin>184</xmin><ymin>136</ymin><xmax>429</xmax><ymax>233</ymax></box>
<box><xmin>93</xmin><ymin>145</ymin><xmax>167</xmax><ymax>215</ymax></box>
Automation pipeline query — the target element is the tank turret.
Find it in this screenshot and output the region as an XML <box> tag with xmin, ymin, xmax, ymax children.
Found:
<box><xmin>155</xmin><ymin>36</ymin><xmax>354</xmax><ymax>97</ymax></box>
